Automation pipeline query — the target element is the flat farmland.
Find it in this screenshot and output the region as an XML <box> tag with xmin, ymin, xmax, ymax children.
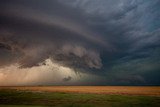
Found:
<box><xmin>0</xmin><ymin>86</ymin><xmax>160</xmax><ymax>107</ymax></box>
<box><xmin>0</xmin><ymin>86</ymin><xmax>160</xmax><ymax>96</ymax></box>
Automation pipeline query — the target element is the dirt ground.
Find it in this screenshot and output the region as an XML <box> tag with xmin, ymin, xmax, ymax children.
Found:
<box><xmin>0</xmin><ymin>86</ymin><xmax>160</xmax><ymax>96</ymax></box>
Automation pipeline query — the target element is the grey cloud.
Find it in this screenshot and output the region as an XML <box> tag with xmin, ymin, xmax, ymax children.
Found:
<box><xmin>130</xmin><ymin>29</ymin><xmax>160</xmax><ymax>52</ymax></box>
<box><xmin>0</xmin><ymin>43</ymin><xmax>11</xmax><ymax>50</ymax></box>
<box><xmin>58</xmin><ymin>45</ymin><xmax>102</xmax><ymax>69</ymax></box>
<box><xmin>63</xmin><ymin>76</ymin><xmax>72</xmax><ymax>82</ymax></box>
<box><xmin>0</xmin><ymin>0</ymin><xmax>105</xmax><ymax>70</ymax></box>
<box><xmin>0</xmin><ymin>0</ymin><xmax>160</xmax><ymax>85</ymax></box>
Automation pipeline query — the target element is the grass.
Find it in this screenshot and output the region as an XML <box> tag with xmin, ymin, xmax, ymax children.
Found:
<box><xmin>0</xmin><ymin>89</ymin><xmax>160</xmax><ymax>107</ymax></box>
<box><xmin>0</xmin><ymin>105</ymin><xmax>45</xmax><ymax>107</ymax></box>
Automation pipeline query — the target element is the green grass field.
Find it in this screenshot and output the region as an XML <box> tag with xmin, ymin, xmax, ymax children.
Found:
<box><xmin>0</xmin><ymin>89</ymin><xmax>160</xmax><ymax>107</ymax></box>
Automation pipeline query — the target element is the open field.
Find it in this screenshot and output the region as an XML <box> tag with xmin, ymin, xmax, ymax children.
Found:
<box><xmin>0</xmin><ymin>86</ymin><xmax>160</xmax><ymax>96</ymax></box>
<box><xmin>0</xmin><ymin>86</ymin><xmax>160</xmax><ymax>107</ymax></box>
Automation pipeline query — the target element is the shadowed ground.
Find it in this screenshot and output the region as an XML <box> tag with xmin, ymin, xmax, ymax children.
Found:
<box><xmin>0</xmin><ymin>86</ymin><xmax>160</xmax><ymax>107</ymax></box>
<box><xmin>0</xmin><ymin>86</ymin><xmax>160</xmax><ymax>96</ymax></box>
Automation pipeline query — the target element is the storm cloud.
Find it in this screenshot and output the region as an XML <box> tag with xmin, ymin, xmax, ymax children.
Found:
<box><xmin>0</xmin><ymin>0</ymin><xmax>160</xmax><ymax>85</ymax></box>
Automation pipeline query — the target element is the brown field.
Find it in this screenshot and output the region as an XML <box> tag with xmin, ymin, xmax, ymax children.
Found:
<box><xmin>0</xmin><ymin>86</ymin><xmax>160</xmax><ymax>96</ymax></box>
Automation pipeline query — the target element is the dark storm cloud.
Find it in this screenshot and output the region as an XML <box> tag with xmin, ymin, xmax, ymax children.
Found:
<box><xmin>0</xmin><ymin>0</ymin><xmax>107</xmax><ymax>70</ymax></box>
<box><xmin>0</xmin><ymin>0</ymin><xmax>160</xmax><ymax>85</ymax></box>
<box><xmin>0</xmin><ymin>42</ymin><xmax>11</xmax><ymax>50</ymax></box>
<box><xmin>63</xmin><ymin>76</ymin><xmax>72</xmax><ymax>82</ymax></box>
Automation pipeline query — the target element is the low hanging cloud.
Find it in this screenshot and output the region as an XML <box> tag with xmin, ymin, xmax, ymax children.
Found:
<box><xmin>0</xmin><ymin>0</ymin><xmax>105</xmax><ymax>71</ymax></box>
<box><xmin>0</xmin><ymin>59</ymin><xmax>79</xmax><ymax>86</ymax></box>
<box><xmin>63</xmin><ymin>76</ymin><xmax>72</xmax><ymax>82</ymax></box>
<box><xmin>0</xmin><ymin>58</ymin><xmax>104</xmax><ymax>86</ymax></box>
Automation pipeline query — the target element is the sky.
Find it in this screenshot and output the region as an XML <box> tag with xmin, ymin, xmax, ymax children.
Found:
<box><xmin>0</xmin><ymin>0</ymin><xmax>160</xmax><ymax>86</ymax></box>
